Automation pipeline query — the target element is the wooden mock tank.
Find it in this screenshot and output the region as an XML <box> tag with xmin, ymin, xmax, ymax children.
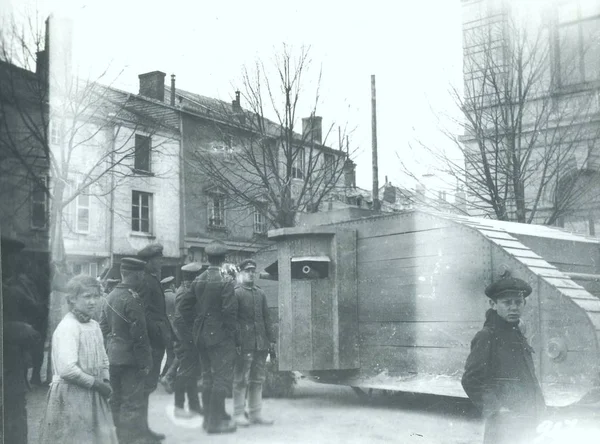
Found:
<box><xmin>257</xmin><ymin>210</ymin><xmax>600</xmax><ymax>406</ymax></box>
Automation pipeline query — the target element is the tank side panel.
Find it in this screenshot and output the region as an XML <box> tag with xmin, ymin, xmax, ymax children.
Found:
<box><xmin>354</xmin><ymin>222</ymin><xmax>491</xmax><ymax>379</ymax></box>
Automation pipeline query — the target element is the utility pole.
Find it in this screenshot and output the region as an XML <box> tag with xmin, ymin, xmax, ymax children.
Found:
<box><xmin>371</xmin><ymin>75</ymin><xmax>381</xmax><ymax>211</ymax></box>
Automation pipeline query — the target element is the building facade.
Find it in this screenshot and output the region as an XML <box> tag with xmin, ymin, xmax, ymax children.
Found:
<box><xmin>461</xmin><ymin>0</ymin><xmax>600</xmax><ymax>235</ymax></box>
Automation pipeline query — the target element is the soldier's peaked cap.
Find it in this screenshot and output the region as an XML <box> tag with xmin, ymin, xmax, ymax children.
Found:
<box><xmin>485</xmin><ymin>273</ymin><xmax>532</xmax><ymax>300</ymax></box>
<box><xmin>238</xmin><ymin>259</ymin><xmax>257</xmax><ymax>271</ymax></box>
<box><xmin>137</xmin><ymin>243</ymin><xmax>163</xmax><ymax>260</ymax></box>
<box><xmin>181</xmin><ymin>262</ymin><xmax>203</xmax><ymax>273</ymax></box>
<box><xmin>1</xmin><ymin>236</ymin><xmax>25</xmax><ymax>254</ymax></box>
<box><xmin>120</xmin><ymin>257</ymin><xmax>146</xmax><ymax>271</ymax></box>
<box><xmin>160</xmin><ymin>276</ymin><xmax>174</xmax><ymax>285</ymax></box>
<box><xmin>205</xmin><ymin>240</ymin><xmax>228</xmax><ymax>257</ymax></box>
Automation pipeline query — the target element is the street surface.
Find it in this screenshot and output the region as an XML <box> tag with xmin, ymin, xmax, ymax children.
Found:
<box><xmin>28</xmin><ymin>377</ymin><xmax>483</xmax><ymax>444</ymax></box>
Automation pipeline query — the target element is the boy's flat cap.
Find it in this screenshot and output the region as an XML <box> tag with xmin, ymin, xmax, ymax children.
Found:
<box><xmin>485</xmin><ymin>276</ymin><xmax>532</xmax><ymax>300</ymax></box>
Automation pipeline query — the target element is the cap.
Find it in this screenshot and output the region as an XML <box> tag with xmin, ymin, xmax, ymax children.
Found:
<box><xmin>120</xmin><ymin>257</ymin><xmax>147</xmax><ymax>272</ymax></box>
<box><xmin>238</xmin><ymin>259</ymin><xmax>257</xmax><ymax>271</ymax></box>
<box><xmin>485</xmin><ymin>273</ymin><xmax>532</xmax><ymax>300</ymax></box>
<box><xmin>181</xmin><ymin>262</ymin><xmax>206</xmax><ymax>279</ymax></box>
<box><xmin>1</xmin><ymin>236</ymin><xmax>25</xmax><ymax>254</ymax></box>
<box><xmin>181</xmin><ymin>262</ymin><xmax>203</xmax><ymax>273</ymax></box>
<box><xmin>137</xmin><ymin>243</ymin><xmax>164</xmax><ymax>260</ymax></box>
<box><xmin>160</xmin><ymin>276</ymin><xmax>175</xmax><ymax>285</ymax></box>
<box><xmin>205</xmin><ymin>240</ymin><xmax>228</xmax><ymax>257</ymax></box>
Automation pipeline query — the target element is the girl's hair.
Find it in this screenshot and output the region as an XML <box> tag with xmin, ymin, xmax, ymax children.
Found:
<box><xmin>66</xmin><ymin>275</ymin><xmax>101</xmax><ymax>306</ymax></box>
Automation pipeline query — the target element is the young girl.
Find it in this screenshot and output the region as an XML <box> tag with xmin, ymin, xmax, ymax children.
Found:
<box><xmin>39</xmin><ymin>275</ymin><xmax>117</xmax><ymax>444</ymax></box>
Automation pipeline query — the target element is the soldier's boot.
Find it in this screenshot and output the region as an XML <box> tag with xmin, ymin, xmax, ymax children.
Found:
<box><xmin>233</xmin><ymin>382</ymin><xmax>250</xmax><ymax>427</ymax></box>
<box><xmin>206</xmin><ymin>393</ymin><xmax>237</xmax><ymax>434</ymax></box>
<box><xmin>188</xmin><ymin>378</ymin><xmax>202</xmax><ymax>416</ymax></box>
<box><xmin>142</xmin><ymin>393</ymin><xmax>166</xmax><ymax>440</ymax></box>
<box><xmin>248</xmin><ymin>382</ymin><xmax>274</xmax><ymax>425</ymax></box>
<box><xmin>202</xmin><ymin>391</ymin><xmax>211</xmax><ymax>430</ymax></box>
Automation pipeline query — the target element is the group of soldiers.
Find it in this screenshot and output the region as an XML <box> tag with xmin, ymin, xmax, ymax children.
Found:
<box><xmin>100</xmin><ymin>239</ymin><xmax>275</xmax><ymax>443</ymax></box>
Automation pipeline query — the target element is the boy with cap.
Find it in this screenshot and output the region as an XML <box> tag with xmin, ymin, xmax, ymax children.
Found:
<box><xmin>233</xmin><ymin>259</ymin><xmax>276</xmax><ymax>427</ymax></box>
<box><xmin>178</xmin><ymin>240</ymin><xmax>239</xmax><ymax>434</ymax></box>
<box><xmin>100</xmin><ymin>257</ymin><xmax>154</xmax><ymax>444</ymax></box>
<box><xmin>462</xmin><ymin>271</ymin><xmax>545</xmax><ymax>444</ymax></box>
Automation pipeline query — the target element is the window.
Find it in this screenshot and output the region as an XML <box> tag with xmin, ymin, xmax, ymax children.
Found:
<box><xmin>72</xmin><ymin>262</ymin><xmax>98</xmax><ymax>277</ymax></box>
<box><xmin>75</xmin><ymin>186</ymin><xmax>90</xmax><ymax>233</ymax></box>
<box><xmin>208</xmin><ymin>194</ymin><xmax>226</xmax><ymax>227</ymax></box>
<box><xmin>324</xmin><ymin>153</ymin><xmax>334</xmax><ymax>180</ymax></box>
<box><xmin>50</xmin><ymin>121</ymin><xmax>60</xmax><ymax>145</ymax></box>
<box><xmin>557</xmin><ymin>1</ymin><xmax>600</xmax><ymax>86</ymax></box>
<box><xmin>253</xmin><ymin>204</ymin><xmax>268</xmax><ymax>234</ymax></box>
<box><xmin>31</xmin><ymin>176</ymin><xmax>48</xmax><ymax>229</ymax></box>
<box><xmin>132</xmin><ymin>191</ymin><xmax>152</xmax><ymax>233</ymax></box>
<box><xmin>134</xmin><ymin>134</ymin><xmax>151</xmax><ymax>172</ymax></box>
<box><xmin>292</xmin><ymin>148</ymin><xmax>305</xmax><ymax>179</ymax></box>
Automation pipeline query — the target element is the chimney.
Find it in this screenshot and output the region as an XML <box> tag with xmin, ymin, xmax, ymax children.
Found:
<box><xmin>343</xmin><ymin>159</ymin><xmax>356</xmax><ymax>189</ymax></box>
<box><xmin>36</xmin><ymin>50</ymin><xmax>48</xmax><ymax>80</ymax></box>
<box><xmin>383</xmin><ymin>182</ymin><xmax>397</xmax><ymax>204</ymax></box>
<box><xmin>302</xmin><ymin>115</ymin><xmax>323</xmax><ymax>144</ymax></box>
<box><xmin>138</xmin><ymin>71</ymin><xmax>166</xmax><ymax>101</ymax></box>
<box><xmin>170</xmin><ymin>74</ymin><xmax>176</xmax><ymax>106</ymax></box>
<box><xmin>232</xmin><ymin>90</ymin><xmax>242</xmax><ymax>112</ymax></box>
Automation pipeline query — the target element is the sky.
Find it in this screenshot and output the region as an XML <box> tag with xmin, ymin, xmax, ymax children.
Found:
<box><xmin>2</xmin><ymin>0</ymin><xmax>465</xmax><ymax>192</ymax></box>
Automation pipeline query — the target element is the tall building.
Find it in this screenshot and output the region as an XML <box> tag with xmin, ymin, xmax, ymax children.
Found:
<box><xmin>460</xmin><ymin>0</ymin><xmax>600</xmax><ymax>235</ymax></box>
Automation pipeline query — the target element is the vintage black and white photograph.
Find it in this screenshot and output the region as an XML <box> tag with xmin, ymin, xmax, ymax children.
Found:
<box><xmin>1</xmin><ymin>0</ymin><xmax>600</xmax><ymax>443</ymax></box>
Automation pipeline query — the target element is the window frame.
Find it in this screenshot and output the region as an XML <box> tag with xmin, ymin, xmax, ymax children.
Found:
<box><xmin>134</xmin><ymin>134</ymin><xmax>152</xmax><ymax>173</ymax></box>
<box><xmin>292</xmin><ymin>147</ymin><xmax>305</xmax><ymax>180</ymax></box>
<box><xmin>253</xmin><ymin>203</ymin><xmax>268</xmax><ymax>234</ymax></box>
<box><xmin>207</xmin><ymin>193</ymin><xmax>226</xmax><ymax>228</ymax></box>
<box><xmin>31</xmin><ymin>176</ymin><xmax>48</xmax><ymax>230</ymax></box>
<box><xmin>75</xmin><ymin>185</ymin><xmax>91</xmax><ymax>233</ymax></box>
<box><xmin>131</xmin><ymin>190</ymin><xmax>153</xmax><ymax>234</ymax></box>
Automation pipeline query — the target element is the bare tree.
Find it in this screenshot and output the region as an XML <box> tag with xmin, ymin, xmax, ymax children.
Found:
<box><xmin>401</xmin><ymin>10</ymin><xmax>600</xmax><ymax>226</ymax></box>
<box><xmin>187</xmin><ymin>45</ymin><xmax>353</xmax><ymax>229</ymax></box>
<box><xmin>0</xmin><ymin>14</ymin><xmax>177</xmax><ymax>262</ymax></box>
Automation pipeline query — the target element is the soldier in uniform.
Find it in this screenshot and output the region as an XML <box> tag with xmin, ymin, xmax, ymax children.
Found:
<box><xmin>179</xmin><ymin>240</ymin><xmax>239</xmax><ymax>434</ymax></box>
<box><xmin>170</xmin><ymin>262</ymin><xmax>204</xmax><ymax>418</ymax></box>
<box><xmin>99</xmin><ymin>257</ymin><xmax>153</xmax><ymax>444</ymax></box>
<box><xmin>233</xmin><ymin>259</ymin><xmax>276</xmax><ymax>426</ymax></box>
<box><xmin>462</xmin><ymin>271</ymin><xmax>546</xmax><ymax>444</ymax></box>
<box><xmin>137</xmin><ymin>243</ymin><xmax>171</xmax><ymax>441</ymax></box>
<box><xmin>159</xmin><ymin>276</ymin><xmax>177</xmax><ymax>392</ymax></box>
<box><xmin>1</xmin><ymin>236</ymin><xmax>41</xmax><ymax>444</ymax></box>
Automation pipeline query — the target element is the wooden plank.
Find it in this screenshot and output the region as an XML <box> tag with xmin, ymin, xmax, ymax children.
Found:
<box><xmin>292</xmin><ymin>281</ymin><xmax>313</xmax><ymax>369</ymax></box>
<box><xmin>543</xmin><ymin>277</ymin><xmax>584</xmax><ymax>290</ymax></box>
<box><xmin>357</xmin><ymin>281</ymin><xmax>489</xmax><ymax>323</ymax></box>
<box><xmin>311</xmin><ymin>279</ymin><xmax>334</xmax><ymax>370</ymax></box>
<box><xmin>335</xmin><ymin>229</ymin><xmax>360</xmax><ymax>369</ymax></box>
<box><xmin>277</xmin><ymin>242</ymin><xmax>294</xmax><ymax>370</ymax></box>
<box><xmin>358</xmin><ymin>344</ymin><xmax>470</xmax><ymax>376</ymax></box>
<box><xmin>502</xmin><ymin>247</ymin><xmax>542</xmax><ymax>259</ymax></box>
<box><xmin>488</xmin><ymin>238</ymin><xmax>530</xmax><ymax>250</ymax></box>
<box><xmin>526</xmin><ymin>267</ymin><xmax>567</xmax><ymax>278</ymax></box>
<box><xmin>344</xmin><ymin>212</ymin><xmax>454</xmax><ymax>240</ymax></box>
<box><xmin>558</xmin><ymin>288</ymin><xmax>598</xmax><ymax>300</ymax></box>
<box><xmin>517</xmin><ymin>257</ymin><xmax>557</xmax><ymax>269</ymax></box>
<box><xmin>477</xmin><ymin>229</ymin><xmax>516</xmax><ymax>240</ymax></box>
<box><xmin>359</xmin><ymin>321</ymin><xmax>479</xmax><ymax>348</ymax></box>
